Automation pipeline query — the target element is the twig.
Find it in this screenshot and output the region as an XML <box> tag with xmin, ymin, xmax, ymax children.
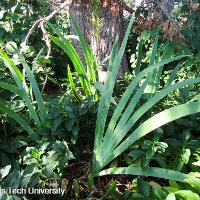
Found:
<box><xmin>24</xmin><ymin>19</ymin><xmax>43</xmax><ymax>45</ymax></box>
<box><xmin>24</xmin><ymin>0</ymin><xmax>72</xmax><ymax>58</ymax></box>
<box><xmin>41</xmin><ymin>72</ymin><xmax>48</xmax><ymax>94</ymax></box>
<box><xmin>40</xmin><ymin>21</ymin><xmax>51</xmax><ymax>58</ymax></box>
<box><xmin>2</xmin><ymin>119</ymin><xmax>7</xmax><ymax>138</ymax></box>
<box><xmin>122</xmin><ymin>2</ymin><xmax>135</xmax><ymax>14</ymax></box>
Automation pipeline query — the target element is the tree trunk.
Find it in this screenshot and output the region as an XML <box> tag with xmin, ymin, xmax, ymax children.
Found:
<box><xmin>69</xmin><ymin>0</ymin><xmax>128</xmax><ymax>77</ymax></box>
<box><xmin>159</xmin><ymin>0</ymin><xmax>175</xmax><ymax>18</ymax></box>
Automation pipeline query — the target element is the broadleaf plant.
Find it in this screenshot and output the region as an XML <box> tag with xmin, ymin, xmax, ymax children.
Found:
<box><xmin>0</xmin><ymin>44</ymin><xmax>48</xmax><ymax>139</ymax></box>
<box><xmin>0</xmin><ymin>44</ymin><xmax>75</xmax><ymax>191</ymax></box>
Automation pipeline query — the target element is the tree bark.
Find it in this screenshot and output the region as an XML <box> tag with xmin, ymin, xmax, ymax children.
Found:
<box><xmin>159</xmin><ymin>0</ymin><xmax>175</xmax><ymax>18</ymax></box>
<box><xmin>69</xmin><ymin>0</ymin><xmax>128</xmax><ymax>77</ymax></box>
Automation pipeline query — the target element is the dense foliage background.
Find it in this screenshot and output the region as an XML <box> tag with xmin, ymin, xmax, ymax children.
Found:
<box><xmin>0</xmin><ymin>0</ymin><xmax>199</xmax><ymax>199</ymax></box>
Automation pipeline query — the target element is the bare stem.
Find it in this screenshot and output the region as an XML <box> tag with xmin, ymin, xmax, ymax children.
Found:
<box><xmin>24</xmin><ymin>0</ymin><xmax>72</xmax><ymax>58</ymax></box>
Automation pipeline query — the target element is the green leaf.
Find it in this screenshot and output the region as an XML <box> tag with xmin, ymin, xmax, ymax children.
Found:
<box><xmin>154</xmin><ymin>187</ymin><xmax>168</xmax><ymax>200</ymax></box>
<box><xmin>0</xmin><ymin>49</ymin><xmax>23</xmax><ymax>85</ymax></box>
<box><xmin>70</xmin><ymin>14</ymin><xmax>97</xmax><ymax>82</ymax></box>
<box><xmin>93</xmin><ymin>15</ymin><xmax>134</xmax><ymax>171</ymax></box>
<box><xmin>28</xmin><ymin>173</ymin><xmax>40</xmax><ymax>188</ymax></box>
<box><xmin>67</xmin><ymin>66</ymin><xmax>81</xmax><ymax>102</ymax></box>
<box><xmin>51</xmin><ymin>115</ymin><xmax>62</xmax><ymax>132</ymax></box>
<box><xmin>186</xmin><ymin>177</ymin><xmax>200</xmax><ymax>190</ymax></box>
<box><xmin>0</xmin><ymin>165</ymin><xmax>11</xmax><ymax>181</ymax></box>
<box><xmin>166</xmin><ymin>193</ymin><xmax>176</xmax><ymax>200</ymax></box>
<box><xmin>128</xmin><ymin>150</ymin><xmax>145</xmax><ymax>161</ymax></box>
<box><xmin>105</xmin><ymin>179</ymin><xmax>117</xmax><ymax>196</ymax></box>
<box><xmin>6</xmin><ymin>169</ymin><xmax>21</xmax><ymax>188</ymax></box>
<box><xmin>137</xmin><ymin>178</ymin><xmax>150</xmax><ymax>197</ymax></box>
<box><xmin>99</xmin><ymin>100</ymin><xmax>200</xmax><ymax>170</ymax></box>
<box><xmin>94</xmin><ymin>81</ymin><xmax>117</xmax><ymax>105</ymax></box>
<box><xmin>98</xmin><ymin>167</ymin><xmax>200</xmax><ymax>189</ymax></box>
<box><xmin>0</xmin><ymin>81</ymin><xmax>41</xmax><ymax>127</ymax></box>
<box><xmin>0</xmin><ymin>194</ymin><xmax>10</xmax><ymax>200</ymax></box>
<box><xmin>0</xmin><ymin>101</ymin><xmax>36</xmax><ymax>139</ymax></box>
<box><xmin>21</xmin><ymin>165</ymin><xmax>40</xmax><ymax>187</ymax></box>
<box><xmin>150</xmin><ymin>181</ymin><xmax>167</xmax><ymax>199</ymax></box>
<box><xmin>87</xmin><ymin>173</ymin><xmax>94</xmax><ymax>193</ymax></box>
<box><xmin>110</xmin><ymin>102</ymin><xmax>200</xmax><ymax>166</ymax></box>
<box><xmin>165</xmin><ymin>64</ymin><xmax>181</xmax><ymax>87</ymax></box>
<box><xmin>174</xmin><ymin>190</ymin><xmax>199</xmax><ymax>200</ymax></box>
<box><xmin>105</xmin><ymin>77</ymin><xmax>200</xmax><ymax>157</ymax></box>
<box><xmin>101</xmin><ymin>55</ymin><xmax>190</xmax><ymax>160</ymax></box>
<box><xmin>10</xmin><ymin>45</ymin><xmax>47</xmax><ymax>122</ymax></box>
<box><xmin>146</xmin><ymin>30</ymin><xmax>159</xmax><ymax>97</ymax></box>
<box><xmin>5</xmin><ymin>41</ymin><xmax>18</xmax><ymax>54</ymax></box>
<box><xmin>134</xmin><ymin>38</ymin><xmax>143</xmax><ymax>75</ymax></box>
<box><xmin>47</xmin><ymin>22</ymin><xmax>91</xmax><ymax>96</ymax></box>
<box><xmin>181</xmin><ymin>149</ymin><xmax>191</xmax><ymax>164</ymax></box>
<box><xmin>73</xmin><ymin>179</ymin><xmax>80</xmax><ymax>198</ymax></box>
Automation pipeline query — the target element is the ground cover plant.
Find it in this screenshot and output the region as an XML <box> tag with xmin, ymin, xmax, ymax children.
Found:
<box><xmin>0</xmin><ymin>0</ymin><xmax>200</xmax><ymax>199</ymax></box>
